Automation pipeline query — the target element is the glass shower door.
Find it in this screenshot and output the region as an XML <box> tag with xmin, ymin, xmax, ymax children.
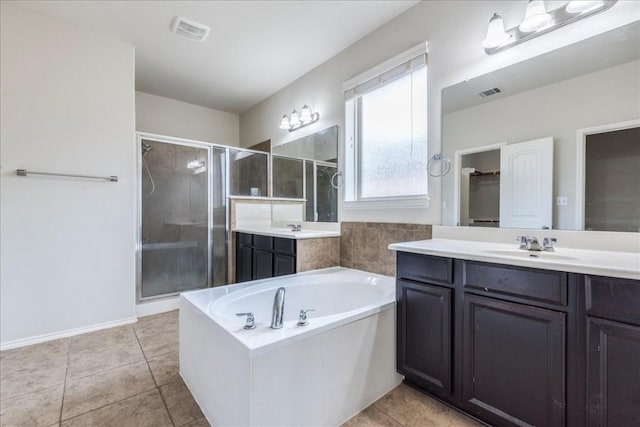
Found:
<box><xmin>140</xmin><ymin>139</ymin><xmax>210</xmax><ymax>299</ymax></box>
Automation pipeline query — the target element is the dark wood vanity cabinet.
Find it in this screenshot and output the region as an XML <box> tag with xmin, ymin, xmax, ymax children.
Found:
<box><xmin>396</xmin><ymin>251</ymin><xmax>640</xmax><ymax>427</ymax></box>
<box><xmin>236</xmin><ymin>232</ymin><xmax>296</xmax><ymax>282</ymax></box>
<box><xmin>397</xmin><ymin>279</ymin><xmax>452</xmax><ymax>398</ymax></box>
<box><xmin>461</xmin><ymin>294</ymin><xmax>566</xmax><ymax>426</ymax></box>
<box><xmin>584</xmin><ymin>275</ymin><xmax>640</xmax><ymax>426</ymax></box>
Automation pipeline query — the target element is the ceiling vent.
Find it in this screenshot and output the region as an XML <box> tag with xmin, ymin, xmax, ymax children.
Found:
<box><xmin>171</xmin><ymin>17</ymin><xmax>210</xmax><ymax>42</ymax></box>
<box><xmin>477</xmin><ymin>87</ymin><xmax>502</xmax><ymax>98</ymax></box>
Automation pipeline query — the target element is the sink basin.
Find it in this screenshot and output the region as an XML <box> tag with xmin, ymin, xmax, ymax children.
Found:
<box><xmin>485</xmin><ymin>249</ymin><xmax>579</xmax><ymax>261</ymax></box>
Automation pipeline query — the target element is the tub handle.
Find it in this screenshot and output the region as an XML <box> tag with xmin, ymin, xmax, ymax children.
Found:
<box><xmin>297</xmin><ymin>309</ymin><xmax>316</xmax><ymax>327</ymax></box>
<box><xmin>236</xmin><ymin>312</ymin><xmax>256</xmax><ymax>330</ymax></box>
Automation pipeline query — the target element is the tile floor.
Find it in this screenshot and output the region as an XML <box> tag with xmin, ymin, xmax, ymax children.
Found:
<box><xmin>0</xmin><ymin>311</ymin><xmax>482</xmax><ymax>427</ymax></box>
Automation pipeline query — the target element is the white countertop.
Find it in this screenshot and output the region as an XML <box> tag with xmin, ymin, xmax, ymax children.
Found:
<box><xmin>389</xmin><ymin>239</ymin><xmax>640</xmax><ymax>280</ymax></box>
<box><xmin>233</xmin><ymin>227</ymin><xmax>340</xmax><ymax>240</ymax></box>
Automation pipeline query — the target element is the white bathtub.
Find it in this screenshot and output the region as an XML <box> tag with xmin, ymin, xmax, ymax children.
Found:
<box><xmin>179</xmin><ymin>267</ymin><xmax>402</xmax><ymax>427</ymax></box>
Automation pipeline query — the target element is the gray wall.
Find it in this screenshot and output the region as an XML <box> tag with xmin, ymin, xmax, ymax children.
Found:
<box><xmin>239</xmin><ymin>0</ymin><xmax>638</xmax><ymax>225</ymax></box>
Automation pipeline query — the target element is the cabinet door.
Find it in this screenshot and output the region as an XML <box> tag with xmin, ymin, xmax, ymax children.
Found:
<box><xmin>397</xmin><ymin>279</ymin><xmax>452</xmax><ymax>397</ymax></box>
<box><xmin>587</xmin><ymin>317</ymin><xmax>640</xmax><ymax>427</ymax></box>
<box><xmin>252</xmin><ymin>249</ymin><xmax>273</xmax><ymax>280</ymax></box>
<box><xmin>462</xmin><ymin>294</ymin><xmax>566</xmax><ymax>427</ymax></box>
<box><xmin>274</xmin><ymin>254</ymin><xmax>295</xmax><ymax>277</ymax></box>
<box><xmin>236</xmin><ymin>245</ymin><xmax>253</xmax><ymax>283</ymax></box>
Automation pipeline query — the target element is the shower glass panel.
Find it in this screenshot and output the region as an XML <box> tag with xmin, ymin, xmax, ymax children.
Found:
<box><xmin>228</xmin><ymin>149</ymin><xmax>268</xmax><ymax>197</ymax></box>
<box><xmin>139</xmin><ymin>139</ymin><xmax>227</xmax><ymax>300</ymax></box>
<box><xmin>272</xmin><ymin>155</ymin><xmax>304</xmax><ymax>198</ymax></box>
<box><xmin>317</xmin><ymin>164</ymin><xmax>338</xmax><ymax>222</ymax></box>
<box><xmin>210</xmin><ymin>147</ymin><xmax>228</xmax><ymax>286</ymax></box>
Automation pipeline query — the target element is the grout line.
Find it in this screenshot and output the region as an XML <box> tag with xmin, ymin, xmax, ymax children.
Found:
<box><xmin>133</xmin><ymin>324</ymin><xmax>177</xmax><ymax>427</ymax></box>
<box><xmin>58</xmin><ymin>341</ymin><xmax>72</xmax><ymax>425</ymax></box>
<box><xmin>59</xmin><ymin>387</ymin><xmax>158</xmax><ymax>423</ymax></box>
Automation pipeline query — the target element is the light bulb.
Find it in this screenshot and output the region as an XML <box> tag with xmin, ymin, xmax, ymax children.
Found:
<box><xmin>565</xmin><ymin>0</ymin><xmax>604</xmax><ymax>13</ymax></box>
<box><xmin>519</xmin><ymin>0</ymin><xmax>552</xmax><ymax>33</ymax></box>
<box><xmin>289</xmin><ymin>110</ymin><xmax>301</xmax><ymax>127</ymax></box>
<box><xmin>279</xmin><ymin>114</ymin><xmax>290</xmax><ymax>130</ymax></box>
<box><xmin>300</xmin><ymin>105</ymin><xmax>313</xmax><ymax>123</ymax></box>
<box><xmin>187</xmin><ymin>160</ymin><xmax>205</xmax><ymax>169</ymax></box>
<box><xmin>482</xmin><ymin>13</ymin><xmax>511</xmax><ymax>49</ymax></box>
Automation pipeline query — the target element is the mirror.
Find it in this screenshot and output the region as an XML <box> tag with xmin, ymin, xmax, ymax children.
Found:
<box><xmin>272</xmin><ymin>125</ymin><xmax>339</xmax><ymax>222</ymax></box>
<box><xmin>441</xmin><ymin>22</ymin><xmax>640</xmax><ymax>231</ymax></box>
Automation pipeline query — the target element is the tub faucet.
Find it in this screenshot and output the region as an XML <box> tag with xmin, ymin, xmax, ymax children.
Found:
<box><xmin>270</xmin><ymin>287</ymin><xmax>286</xmax><ymax>329</ymax></box>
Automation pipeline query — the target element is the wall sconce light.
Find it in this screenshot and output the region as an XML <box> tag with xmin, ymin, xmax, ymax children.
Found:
<box><xmin>482</xmin><ymin>0</ymin><xmax>616</xmax><ymax>54</ymax></box>
<box><xmin>279</xmin><ymin>105</ymin><xmax>320</xmax><ymax>132</ymax></box>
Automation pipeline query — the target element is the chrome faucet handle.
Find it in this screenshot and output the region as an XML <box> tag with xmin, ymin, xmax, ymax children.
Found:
<box><xmin>287</xmin><ymin>223</ymin><xmax>301</xmax><ymax>232</ymax></box>
<box><xmin>236</xmin><ymin>312</ymin><xmax>256</xmax><ymax>330</ymax></box>
<box><xmin>524</xmin><ymin>236</ymin><xmax>541</xmax><ymax>251</ymax></box>
<box><xmin>542</xmin><ymin>237</ymin><xmax>557</xmax><ymax>252</ymax></box>
<box><xmin>516</xmin><ymin>236</ymin><xmax>528</xmax><ymax>250</ymax></box>
<box><xmin>297</xmin><ymin>309</ymin><xmax>316</xmax><ymax>327</ymax></box>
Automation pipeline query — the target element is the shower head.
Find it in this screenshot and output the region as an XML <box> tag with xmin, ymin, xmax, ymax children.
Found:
<box><xmin>141</xmin><ymin>142</ymin><xmax>153</xmax><ymax>156</ymax></box>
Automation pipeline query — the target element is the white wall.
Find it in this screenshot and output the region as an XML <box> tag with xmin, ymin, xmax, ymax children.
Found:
<box><xmin>442</xmin><ymin>61</ymin><xmax>640</xmax><ymax>230</ymax></box>
<box><xmin>136</xmin><ymin>91</ymin><xmax>239</xmax><ymax>146</ymax></box>
<box><xmin>239</xmin><ymin>0</ymin><xmax>640</xmax><ymax>224</ymax></box>
<box><xmin>0</xmin><ymin>4</ymin><xmax>137</xmax><ymax>347</ymax></box>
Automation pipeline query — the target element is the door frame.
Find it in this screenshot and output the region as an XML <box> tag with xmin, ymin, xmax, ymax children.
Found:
<box><xmin>575</xmin><ymin>119</ymin><xmax>640</xmax><ymax>230</ymax></box>
<box><xmin>453</xmin><ymin>142</ymin><xmax>506</xmax><ymax>227</ymax></box>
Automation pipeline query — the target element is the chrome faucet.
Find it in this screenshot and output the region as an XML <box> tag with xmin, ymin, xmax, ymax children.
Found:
<box><xmin>270</xmin><ymin>287</ymin><xmax>286</xmax><ymax>329</ymax></box>
<box><xmin>287</xmin><ymin>223</ymin><xmax>302</xmax><ymax>232</ymax></box>
<box><xmin>542</xmin><ymin>237</ymin><xmax>557</xmax><ymax>252</ymax></box>
<box><xmin>517</xmin><ymin>236</ymin><xmax>542</xmax><ymax>251</ymax></box>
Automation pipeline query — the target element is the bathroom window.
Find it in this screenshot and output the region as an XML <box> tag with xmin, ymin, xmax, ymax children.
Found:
<box><xmin>344</xmin><ymin>43</ymin><xmax>428</xmax><ymax>207</ymax></box>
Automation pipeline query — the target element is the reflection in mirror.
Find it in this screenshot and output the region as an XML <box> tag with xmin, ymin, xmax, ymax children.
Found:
<box><xmin>229</xmin><ymin>149</ymin><xmax>268</xmax><ymax>197</ymax></box>
<box><xmin>272</xmin><ymin>156</ymin><xmax>304</xmax><ymax>198</ymax></box>
<box><xmin>272</xmin><ymin>126</ymin><xmax>339</xmax><ymax>222</ymax></box>
<box><xmin>441</xmin><ymin>22</ymin><xmax>640</xmax><ymax>231</ymax></box>
<box><xmin>584</xmin><ymin>126</ymin><xmax>640</xmax><ymax>232</ymax></box>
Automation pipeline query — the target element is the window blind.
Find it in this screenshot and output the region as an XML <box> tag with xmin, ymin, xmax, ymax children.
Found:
<box><xmin>343</xmin><ymin>53</ymin><xmax>426</xmax><ymax>101</ymax></box>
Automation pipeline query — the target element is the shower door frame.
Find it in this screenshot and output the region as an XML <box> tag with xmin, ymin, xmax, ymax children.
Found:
<box><xmin>136</xmin><ymin>132</ymin><xmax>229</xmax><ymax>303</ymax></box>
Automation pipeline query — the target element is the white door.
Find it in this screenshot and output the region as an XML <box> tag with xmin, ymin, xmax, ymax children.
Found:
<box><xmin>500</xmin><ymin>137</ymin><xmax>554</xmax><ymax>229</ymax></box>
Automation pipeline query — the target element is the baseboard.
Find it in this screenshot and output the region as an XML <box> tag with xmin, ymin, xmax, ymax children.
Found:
<box><xmin>136</xmin><ymin>295</ymin><xmax>179</xmax><ymax>318</ymax></box>
<box><xmin>0</xmin><ymin>316</ymin><xmax>138</xmax><ymax>351</ymax></box>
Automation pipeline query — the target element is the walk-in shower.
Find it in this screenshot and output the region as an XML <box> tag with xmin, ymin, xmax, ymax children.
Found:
<box><xmin>137</xmin><ymin>135</ymin><xmax>227</xmax><ymax>301</ymax></box>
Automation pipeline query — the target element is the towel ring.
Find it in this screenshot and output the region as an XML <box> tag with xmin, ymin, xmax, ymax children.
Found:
<box><xmin>330</xmin><ymin>171</ymin><xmax>344</xmax><ymax>189</ymax></box>
<box><xmin>426</xmin><ymin>154</ymin><xmax>451</xmax><ymax>177</ymax></box>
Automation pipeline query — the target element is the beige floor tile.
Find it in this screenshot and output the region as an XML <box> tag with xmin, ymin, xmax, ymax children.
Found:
<box><xmin>0</xmin><ymin>382</ymin><xmax>64</xmax><ymax>427</ymax></box>
<box><xmin>60</xmin><ymin>389</ymin><xmax>172</xmax><ymax>427</ymax></box>
<box><xmin>61</xmin><ymin>361</ymin><xmax>155</xmax><ymax>420</ymax></box>
<box><xmin>159</xmin><ymin>378</ymin><xmax>204</xmax><ymax>426</ymax></box>
<box><xmin>0</xmin><ymin>340</ymin><xmax>68</xmax><ymax>400</ymax></box>
<box><xmin>182</xmin><ymin>417</ymin><xmax>211</xmax><ymax>427</ymax></box>
<box><xmin>342</xmin><ymin>405</ymin><xmax>402</xmax><ymax>427</ymax></box>
<box><xmin>148</xmin><ymin>350</ymin><xmax>179</xmax><ymax>386</ymax></box>
<box><xmin>134</xmin><ymin>311</ymin><xmax>179</xmax><ymax>358</ymax></box>
<box><xmin>373</xmin><ymin>384</ymin><xmax>457</xmax><ymax>427</ymax></box>
<box><xmin>68</xmin><ymin>325</ymin><xmax>136</xmax><ymax>353</ymax></box>
<box><xmin>66</xmin><ymin>336</ymin><xmax>145</xmax><ymax>380</ymax></box>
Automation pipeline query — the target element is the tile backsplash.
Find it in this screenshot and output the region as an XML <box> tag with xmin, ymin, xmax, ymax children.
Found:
<box><xmin>340</xmin><ymin>222</ymin><xmax>432</xmax><ymax>277</ymax></box>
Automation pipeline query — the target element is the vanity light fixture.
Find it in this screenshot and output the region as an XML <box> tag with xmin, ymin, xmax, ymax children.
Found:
<box><xmin>482</xmin><ymin>0</ymin><xmax>617</xmax><ymax>54</ymax></box>
<box><xmin>279</xmin><ymin>105</ymin><xmax>320</xmax><ymax>132</ymax></box>
<box><xmin>519</xmin><ymin>0</ymin><xmax>552</xmax><ymax>33</ymax></box>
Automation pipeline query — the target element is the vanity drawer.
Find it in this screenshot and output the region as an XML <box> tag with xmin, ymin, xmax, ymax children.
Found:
<box><xmin>397</xmin><ymin>252</ymin><xmax>453</xmax><ymax>285</ymax></box>
<box><xmin>462</xmin><ymin>261</ymin><xmax>568</xmax><ymax>307</ymax></box>
<box><xmin>585</xmin><ymin>275</ymin><xmax>640</xmax><ymax>326</ymax></box>
<box><xmin>274</xmin><ymin>237</ymin><xmax>295</xmax><ymax>255</ymax></box>
<box><xmin>253</xmin><ymin>234</ymin><xmax>273</xmax><ymax>250</ymax></box>
<box><xmin>238</xmin><ymin>232</ymin><xmax>253</xmax><ymax>246</ymax></box>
